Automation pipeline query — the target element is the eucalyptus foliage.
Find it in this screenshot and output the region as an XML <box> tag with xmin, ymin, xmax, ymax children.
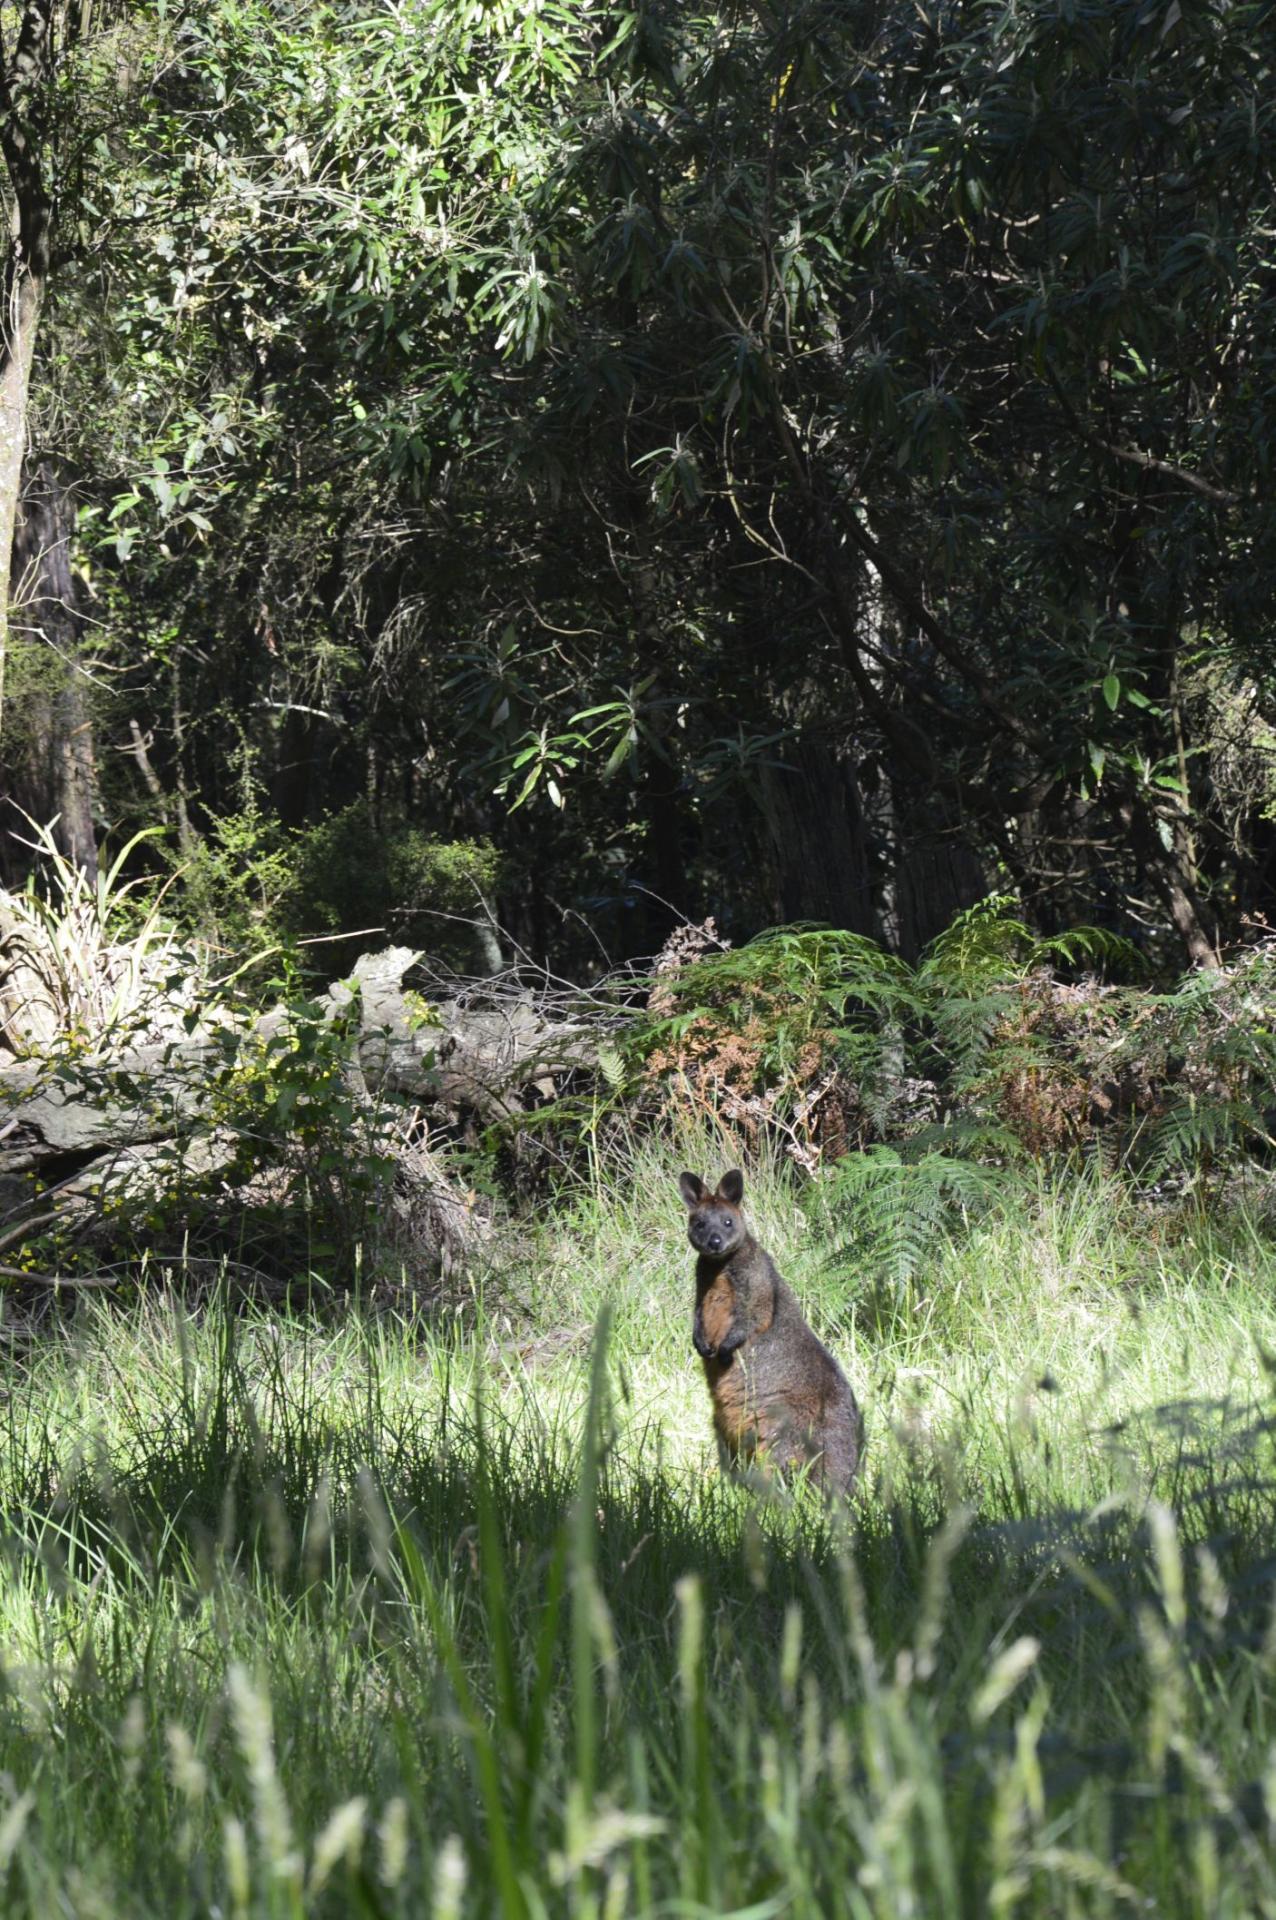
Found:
<box><xmin>12</xmin><ymin>0</ymin><xmax>1276</xmax><ymax>962</ymax></box>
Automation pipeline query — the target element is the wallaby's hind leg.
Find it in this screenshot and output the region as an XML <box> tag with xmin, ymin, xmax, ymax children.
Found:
<box><xmin>814</xmin><ymin>1410</ymin><xmax>862</xmax><ymax>1497</ymax></box>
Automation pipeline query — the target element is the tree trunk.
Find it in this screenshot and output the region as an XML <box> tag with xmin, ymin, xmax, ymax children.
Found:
<box><xmin>0</xmin><ymin>4</ymin><xmax>77</xmax><ymax>739</ymax></box>
<box><xmin>625</xmin><ymin>535</ymin><xmax>690</xmax><ymax>945</ymax></box>
<box><xmin>758</xmin><ymin>731</ymin><xmax>881</xmax><ymax>938</ymax></box>
<box><xmin>5</xmin><ymin>457</ymin><xmax>97</xmax><ymax>876</ymax></box>
<box><xmin>894</xmin><ymin>825</ymin><xmax>989</xmax><ymax>962</ymax></box>
<box><xmin>1120</xmin><ymin>795</ymin><xmax>1219</xmax><ymax>969</ymax></box>
<box><xmin>0</xmin><ymin>267</ymin><xmax>42</xmax><ymax>739</ymax></box>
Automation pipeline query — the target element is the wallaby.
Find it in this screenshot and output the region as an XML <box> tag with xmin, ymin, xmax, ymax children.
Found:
<box><xmin>679</xmin><ymin>1168</ymin><xmax>862</xmax><ymax>1496</ymax></box>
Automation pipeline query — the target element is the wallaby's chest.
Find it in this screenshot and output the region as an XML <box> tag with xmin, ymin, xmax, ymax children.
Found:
<box><xmin>696</xmin><ymin>1259</ymin><xmax>772</xmax><ymax>1451</ymax></box>
<box><xmin>697</xmin><ymin>1266</ymin><xmax>739</xmax><ymax>1355</ymax></box>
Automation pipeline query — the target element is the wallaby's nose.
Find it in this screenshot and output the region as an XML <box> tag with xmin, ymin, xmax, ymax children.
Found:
<box><xmin>707</xmin><ymin>1232</ymin><xmax>722</xmax><ymax>1253</ymax></box>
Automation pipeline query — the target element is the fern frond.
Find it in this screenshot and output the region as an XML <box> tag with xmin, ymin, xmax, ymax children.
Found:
<box><xmin>1031</xmin><ymin>925</ymin><xmax>1143</xmax><ymax>974</ymax></box>
<box><xmin>1145</xmin><ymin>1097</ymin><xmax>1263</xmax><ymax>1177</ymax></box>
<box><xmin>917</xmin><ymin>894</ymin><xmax>1030</xmax><ymax>991</ymax></box>
<box><xmin>596</xmin><ymin>1043</ymin><xmax>627</xmax><ymax>1092</ymax></box>
<box><xmin>815</xmin><ymin>1144</ymin><xmax>1008</xmax><ymax>1285</ymax></box>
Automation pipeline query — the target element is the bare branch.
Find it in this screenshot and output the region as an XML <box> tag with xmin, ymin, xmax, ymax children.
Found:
<box><xmin>1045</xmin><ymin>363</ymin><xmax>1239</xmax><ymax>506</ymax></box>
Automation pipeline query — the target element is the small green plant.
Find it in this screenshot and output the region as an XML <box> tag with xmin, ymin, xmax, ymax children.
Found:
<box><xmin>1128</xmin><ymin>944</ymin><xmax>1276</xmax><ymax>1187</ymax></box>
<box><xmin>176</xmin><ymin>788</ymin><xmax>299</xmax><ymax>962</ymax></box>
<box><xmin>812</xmin><ymin>1142</ymin><xmax>1010</xmax><ymax>1300</ymax></box>
<box><xmin>206</xmin><ymin>977</ymin><xmax>402</xmax><ymax>1275</ymax></box>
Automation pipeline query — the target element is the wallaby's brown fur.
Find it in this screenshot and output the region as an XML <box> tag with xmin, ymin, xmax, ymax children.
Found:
<box><xmin>679</xmin><ymin>1168</ymin><xmax>863</xmax><ymax>1496</ymax></box>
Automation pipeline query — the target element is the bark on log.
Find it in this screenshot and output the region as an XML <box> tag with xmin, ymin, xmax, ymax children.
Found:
<box><xmin>0</xmin><ymin>947</ymin><xmax>601</xmax><ymax>1270</ymax></box>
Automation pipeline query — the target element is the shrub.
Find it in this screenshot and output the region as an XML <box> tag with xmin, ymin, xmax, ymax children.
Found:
<box><xmin>176</xmin><ymin>790</ymin><xmax>298</xmax><ymax>963</ymax></box>
<box><xmin>283</xmin><ymin>802</ymin><xmax>502</xmax><ymax>971</ymax></box>
<box><xmin>0</xmin><ymin>815</ymin><xmax>197</xmax><ymax>1055</ymax></box>
<box><xmin>612</xmin><ymin>900</ymin><xmax>1276</xmax><ymax>1282</ymax></box>
<box><xmin>632</xmin><ymin>920</ymin><xmax>917</xmax><ymax>1168</ymax></box>
<box><xmin>171</xmin><ymin>793</ymin><xmax>504</xmax><ymax>977</ymax></box>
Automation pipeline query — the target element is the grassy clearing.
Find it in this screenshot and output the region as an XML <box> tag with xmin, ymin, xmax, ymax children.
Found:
<box><xmin>1</xmin><ymin>1155</ymin><xmax>1276</xmax><ymax>1915</ymax></box>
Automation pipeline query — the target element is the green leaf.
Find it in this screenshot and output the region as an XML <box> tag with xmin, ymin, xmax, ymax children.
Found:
<box><xmin>509</xmin><ymin>763</ymin><xmax>542</xmax><ymax>810</ymax></box>
<box><xmin>1102</xmin><ymin>674</ymin><xmax>1120</xmax><ymax>711</ymax></box>
<box><xmin>604</xmin><ymin>730</ymin><xmax>636</xmax><ymax>776</ymax></box>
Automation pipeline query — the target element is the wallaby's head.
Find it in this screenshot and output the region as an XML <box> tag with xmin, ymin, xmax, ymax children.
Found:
<box><xmin>679</xmin><ymin>1169</ymin><xmax>747</xmax><ymax>1259</ymax></box>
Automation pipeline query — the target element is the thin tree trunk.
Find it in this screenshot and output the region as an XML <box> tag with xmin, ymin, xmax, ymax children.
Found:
<box><xmin>170</xmin><ymin>658</ymin><xmax>196</xmax><ymax>858</ymax></box>
<box><xmin>1120</xmin><ymin>796</ymin><xmax>1219</xmax><ymax>969</ymax></box>
<box><xmin>0</xmin><ymin>267</ymin><xmax>41</xmax><ymax>737</ymax></box>
<box><xmin>6</xmin><ymin>456</ymin><xmax>97</xmax><ymax>874</ymax></box>
<box><xmin>0</xmin><ymin>4</ymin><xmax>74</xmax><ymax>742</ymax></box>
<box><xmin>626</xmin><ymin>539</ymin><xmax>688</xmax><ymax>944</ymax></box>
<box><xmin>1147</xmin><ymin>846</ymin><xmax>1218</xmax><ymax>969</ymax></box>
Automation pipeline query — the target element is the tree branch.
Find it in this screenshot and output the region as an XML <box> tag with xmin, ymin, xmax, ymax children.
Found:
<box><xmin>1045</xmin><ymin>363</ymin><xmax>1239</xmax><ymax>506</ymax></box>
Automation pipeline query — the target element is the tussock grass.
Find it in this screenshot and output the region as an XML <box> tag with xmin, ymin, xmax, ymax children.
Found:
<box><xmin>1</xmin><ymin>1154</ymin><xmax>1276</xmax><ymax>1914</ymax></box>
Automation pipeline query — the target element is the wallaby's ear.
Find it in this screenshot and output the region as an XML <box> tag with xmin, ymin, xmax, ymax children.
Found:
<box><xmin>718</xmin><ymin>1169</ymin><xmax>744</xmax><ymax>1206</ymax></box>
<box><xmin>679</xmin><ymin>1171</ymin><xmax>710</xmax><ymax>1208</ymax></box>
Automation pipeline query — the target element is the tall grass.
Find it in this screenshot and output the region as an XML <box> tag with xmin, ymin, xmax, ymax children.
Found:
<box><xmin>0</xmin><ymin>1157</ymin><xmax>1275</xmax><ymax>1914</ymax></box>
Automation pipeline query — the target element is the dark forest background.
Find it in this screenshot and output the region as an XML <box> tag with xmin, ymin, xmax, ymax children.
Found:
<box><xmin>1</xmin><ymin>0</ymin><xmax>1272</xmax><ymax>979</ymax></box>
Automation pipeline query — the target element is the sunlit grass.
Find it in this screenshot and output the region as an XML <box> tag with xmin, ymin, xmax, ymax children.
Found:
<box><xmin>0</xmin><ymin>1156</ymin><xmax>1275</xmax><ymax>1913</ymax></box>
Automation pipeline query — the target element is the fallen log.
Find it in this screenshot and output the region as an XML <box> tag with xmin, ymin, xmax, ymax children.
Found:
<box><xmin>0</xmin><ymin>946</ymin><xmax>606</xmax><ymax>1276</ymax></box>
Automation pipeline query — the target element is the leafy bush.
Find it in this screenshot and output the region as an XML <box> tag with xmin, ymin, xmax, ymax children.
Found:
<box><xmin>613</xmin><ymin>900</ymin><xmax>1276</xmax><ymax>1284</ymax></box>
<box><xmin>912</xmin><ymin>896</ymin><xmax>1141</xmax><ymax>1160</ymax></box>
<box><xmin>283</xmin><ymin>803</ymin><xmax>502</xmax><ymax>970</ymax></box>
<box><xmin>1115</xmin><ymin>946</ymin><xmax>1276</xmax><ymax>1181</ymax></box>
<box><xmin>197</xmin><ymin>979</ymin><xmax>403</xmax><ymax>1276</ymax></box>
<box><xmin>623</xmin><ymin>903</ymin><xmax>1124</xmax><ymax>1158</ymax></box>
<box><xmin>175</xmin><ymin>789</ymin><xmax>298</xmax><ymax>964</ymax></box>
<box><xmin>632</xmin><ymin>921</ymin><xmax>917</xmax><ymax>1167</ymax></box>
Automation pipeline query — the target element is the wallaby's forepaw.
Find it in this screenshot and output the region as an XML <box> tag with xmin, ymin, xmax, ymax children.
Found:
<box><xmin>718</xmin><ymin>1327</ymin><xmax>747</xmax><ymax>1358</ymax></box>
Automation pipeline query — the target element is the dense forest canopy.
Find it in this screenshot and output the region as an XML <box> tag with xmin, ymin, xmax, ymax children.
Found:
<box><xmin>2</xmin><ymin>0</ymin><xmax>1275</xmax><ymax>972</ymax></box>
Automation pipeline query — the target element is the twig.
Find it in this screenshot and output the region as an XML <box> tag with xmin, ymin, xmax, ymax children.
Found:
<box><xmin>296</xmin><ymin>927</ymin><xmax>387</xmax><ymax>946</ymax></box>
<box><xmin>0</xmin><ymin>1208</ymin><xmax>62</xmax><ymax>1255</ymax></box>
<box><xmin>0</xmin><ymin>1264</ymin><xmax>120</xmax><ymax>1288</ymax></box>
<box><xmin>1044</xmin><ymin>363</ymin><xmax>1239</xmax><ymax>505</ymax></box>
